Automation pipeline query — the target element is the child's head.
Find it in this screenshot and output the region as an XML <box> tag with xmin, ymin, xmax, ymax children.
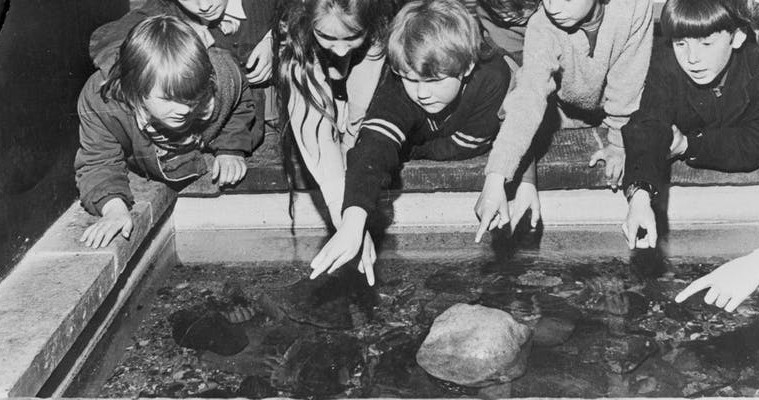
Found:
<box><xmin>388</xmin><ymin>0</ymin><xmax>480</xmax><ymax>114</ymax></box>
<box><xmin>478</xmin><ymin>0</ymin><xmax>541</xmax><ymax>26</ymax></box>
<box><xmin>542</xmin><ymin>0</ymin><xmax>601</xmax><ymax>30</ymax></box>
<box><xmin>175</xmin><ymin>0</ymin><xmax>230</xmax><ymax>24</ymax></box>
<box><xmin>662</xmin><ymin>0</ymin><xmax>754</xmax><ymax>85</ymax></box>
<box><xmin>102</xmin><ymin>15</ymin><xmax>215</xmax><ymax>131</ymax></box>
<box><xmin>281</xmin><ymin>0</ymin><xmax>393</xmax><ymax>60</ymax></box>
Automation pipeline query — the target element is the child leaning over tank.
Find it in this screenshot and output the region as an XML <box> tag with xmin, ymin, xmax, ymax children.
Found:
<box><xmin>89</xmin><ymin>0</ymin><xmax>277</xmax><ymax>150</ymax></box>
<box><xmin>309</xmin><ymin>0</ymin><xmax>535</xmax><ymax>285</ymax></box>
<box><xmin>619</xmin><ymin>0</ymin><xmax>759</xmax><ymax>312</ymax></box>
<box><xmin>75</xmin><ymin>16</ymin><xmax>256</xmax><ymax>248</ymax></box>
<box><xmin>277</xmin><ymin>0</ymin><xmax>400</xmax><ymax>282</ymax></box>
<box><xmin>474</xmin><ymin>0</ymin><xmax>654</xmax><ymax>242</ymax></box>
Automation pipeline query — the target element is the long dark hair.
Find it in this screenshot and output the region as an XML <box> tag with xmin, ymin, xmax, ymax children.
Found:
<box><xmin>274</xmin><ymin>0</ymin><xmax>399</xmax><ymax>219</ymax></box>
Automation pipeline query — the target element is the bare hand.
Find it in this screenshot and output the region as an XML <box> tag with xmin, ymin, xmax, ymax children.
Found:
<box><xmin>622</xmin><ymin>190</ymin><xmax>657</xmax><ymax>249</ymax></box>
<box><xmin>245</xmin><ymin>34</ymin><xmax>274</xmax><ymax>84</ymax></box>
<box><xmin>668</xmin><ymin>125</ymin><xmax>688</xmax><ymax>159</ymax></box>
<box><xmin>475</xmin><ymin>173</ymin><xmax>510</xmax><ymax>243</ymax></box>
<box><xmin>589</xmin><ymin>144</ymin><xmax>625</xmax><ymax>190</ymax></box>
<box><xmin>80</xmin><ymin>198</ymin><xmax>133</xmax><ymax>248</ymax></box>
<box><xmin>310</xmin><ymin>207</ymin><xmax>371</xmax><ymax>284</ymax></box>
<box><xmin>213</xmin><ymin>154</ymin><xmax>247</xmax><ymax>186</ymax></box>
<box><xmin>508</xmin><ymin>181</ymin><xmax>541</xmax><ymax>229</ymax></box>
<box><xmin>675</xmin><ymin>251</ymin><xmax>759</xmax><ymax>312</ymax></box>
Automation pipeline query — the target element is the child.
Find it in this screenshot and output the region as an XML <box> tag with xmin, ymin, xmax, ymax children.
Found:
<box><xmin>475</xmin><ymin>0</ymin><xmax>654</xmax><ymax>241</ymax></box>
<box><xmin>90</xmin><ymin>0</ymin><xmax>276</xmax><ymax>147</ymax></box>
<box><xmin>75</xmin><ymin>15</ymin><xmax>256</xmax><ymax>248</ymax></box>
<box><xmin>309</xmin><ymin>0</ymin><xmax>536</xmax><ymax>284</ymax></box>
<box><xmin>619</xmin><ymin>0</ymin><xmax>759</xmax><ymax>311</ymax></box>
<box><xmin>463</xmin><ymin>0</ymin><xmax>540</xmax><ymax>60</ymax></box>
<box><xmin>277</xmin><ymin>0</ymin><xmax>399</xmax><ymax>281</ymax></box>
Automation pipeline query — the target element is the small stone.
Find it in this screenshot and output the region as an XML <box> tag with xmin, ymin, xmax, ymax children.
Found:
<box><xmin>176</xmin><ymin>282</ymin><xmax>190</xmax><ymax>290</ymax></box>
<box><xmin>138</xmin><ymin>339</ymin><xmax>150</xmax><ymax>347</ymax></box>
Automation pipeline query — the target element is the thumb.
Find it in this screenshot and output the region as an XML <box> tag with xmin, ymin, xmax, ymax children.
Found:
<box><xmin>475</xmin><ymin>217</ymin><xmax>490</xmax><ymax>243</ymax></box>
<box><xmin>531</xmin><ymin>205</ymin><xmax>541</xmax><ymax>228</ymax></box>
<box><xmin>588</xmin><ymin>150</ymin><xmax>602</xmax><ymax>167</ymax></box>
<box><xmin>122</xmin><ymin>219</ymin><xmax>133</xmax><ymax>238</ymax></box>
<box><xmin>497</xmin><ymin>201</ymin><xmax>510</xmax><ymax>229</ymax></box>
<box><xmin>212</xmin><ymin>158</ymin><xmax>220</xmax><ymax>181</ymax></box>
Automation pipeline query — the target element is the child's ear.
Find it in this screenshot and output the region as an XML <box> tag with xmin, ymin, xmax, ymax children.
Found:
<box><xmin>731</xmin><ymin>30</ymin><xmax>748</xmax><ymax>49</ymax></box>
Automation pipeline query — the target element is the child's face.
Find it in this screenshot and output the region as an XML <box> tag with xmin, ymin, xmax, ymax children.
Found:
<box><xmin>673</xmin><ymin>30</ymin><xmax>746</xmax><ymax>85</ymax></box>
<box><xmin>399</xmin><ymin>71</ymin><xmax>467</xmax><ymax>114</ymax></box>
<box><xmin>142</xmin><ymin>86</ymin><xmax>213</xmax><ymax>130</ymax></box>
<box><xmin>313</xmin><ymin>11</ymin><xmax>367</xmax><ymax>58</ymax></box>
<box><xmin>177</xmin><ymin>0</ymin><xmax>230</xmax><ymax>24</ymax></box>
<box><xmin>543</xmin><ymin>0</ymin><xmax>597</xmax><ymax>29</ymax></box>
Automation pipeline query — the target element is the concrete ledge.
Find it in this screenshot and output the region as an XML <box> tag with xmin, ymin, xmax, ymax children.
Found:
<box><xmin>180</xmin><ymin>128</ymin><xmax>759</xmax><ymax>197</ymax></box>
<box><xmin>0</xmin><ymin>174</ymin><xmax>178</xmax><ymax>397</ymax></box>
<box><xmin>174</xmin><ymin>186</ymin><xmax>759</xmax><ymax>232</ymax></box>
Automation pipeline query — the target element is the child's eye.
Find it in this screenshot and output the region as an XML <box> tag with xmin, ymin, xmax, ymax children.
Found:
<box><xmin>673</xmin><ymin>41</ymin><xmax>686</xmax><ymax>47</ymax></box>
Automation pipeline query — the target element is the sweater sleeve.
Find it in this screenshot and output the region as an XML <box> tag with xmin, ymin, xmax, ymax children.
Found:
<box><xmin>601</xmin><ymin>0</ymin><xmax>654</xmax><ymax>147</ymax></box>
<box><xmin>484</xmin><ymin>10</ymin><xmax>560</xmax><ymax>181</ymax></box>
<box><xmin>74</xmin><ymin>74</ymin><xmax>134</xmax><ymax>216</ymax></box>
<box><xmin>621</xmin><ymin>51</ymin><xmax>675</xmax><ymax>193</ymax></box>
<box><xmin>410</xmin><ymin>62</ymin><xmax>510</xmax><ymax>161</ymax></box>
<box><xmin>343</xmin><ymin>76</ymin><xmax>423</xmax><ymax>213</ymax></box>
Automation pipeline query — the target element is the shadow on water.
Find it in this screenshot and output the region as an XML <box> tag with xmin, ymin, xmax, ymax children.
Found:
<box><xmin>68</xmin><ymin>244</ymin><xmax>759</xmax><ymax>399</ymax></box>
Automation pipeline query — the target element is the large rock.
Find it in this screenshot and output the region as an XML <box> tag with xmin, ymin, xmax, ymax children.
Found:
<box><xmin>416</xmin><ymin>303</ymin><xmax>532</xmax><ymax>387</ymax></box>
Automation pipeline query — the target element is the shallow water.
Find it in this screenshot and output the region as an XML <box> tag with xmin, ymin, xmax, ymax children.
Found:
<box><xmin>69</xmin><ymin>251</ymin><xmax>759</xmax><ymax>398</ymax></box>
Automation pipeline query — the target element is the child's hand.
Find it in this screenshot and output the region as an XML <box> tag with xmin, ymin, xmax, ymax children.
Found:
<box><xmin>245</xmin><ymin>34</ymin><xmax>274</xmax><ymax>85</ymax></box>
<box><xmin>213</xmin><ymin>154</ymin><xmax>247</xmax><ymax>186</ymax></box>
<box><xmin>669</xmin><ymin>125</ymin><xmax>688</xmax><ymax>159</ymax></box>
<box><xmin>675</xmin><ymin>251</ymin><xmax>759</xmax><ymax>312</ymax></box>
<box><xmin>475</xmin><ymin>173</ymin><xmax>510</xmax><ymax>243</ymax></box>
<box><xmin>509</xmin><ymin>182</ymin><xmax>541</xmax><ymax>229</ymax></box>
<box><xmin>310</xmin><ymin>207</ymin><xmax>372</xmax><ymax>284</ymax></box>
<box><xmin>589</xmin><ymin>144</ymin><xmax>625</xmax><ymax>190</ymax></box>
<box><xmin>356</xmin><ymin>231</ymin><xmax>377</xmax><ymax>286</ymax></box>
<box><xmin>622</xmin><ymin>190</ymin><xmax>657</xmax><ymax>249</ymax></box>
<box><xmin>80</xmin><ymin>198</ymin><xmax>133</xmax><ymax>248</ymax></box>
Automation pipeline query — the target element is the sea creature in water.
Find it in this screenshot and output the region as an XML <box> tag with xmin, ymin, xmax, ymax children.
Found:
<box><xmin>268</xmin><ymin>331</ymin><xmax>365</xmax><ymax>397</ymax></box>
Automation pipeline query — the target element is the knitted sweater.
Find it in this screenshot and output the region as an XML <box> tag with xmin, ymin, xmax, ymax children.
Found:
<box><xmin>485</xmin><ymin>0</ymin><xmax>653</xmax><ymax>181</ymax></box>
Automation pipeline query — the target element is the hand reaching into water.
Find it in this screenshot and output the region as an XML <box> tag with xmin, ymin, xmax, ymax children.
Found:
<box><xmin>675</xmin><ymin>250</ymin><xmax>759</xmax><ymax>312</ymax></box>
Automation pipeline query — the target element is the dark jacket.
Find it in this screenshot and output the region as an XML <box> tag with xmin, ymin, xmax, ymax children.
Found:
<box><xmin>89</xmin><ymin>0</ymin><xmax>275</xmax><ymax>71</ymax></box>
<box><xmin>75</xmin><ymin>48</ymin><xmax>256</xmax><ymax>216</ymax></box>
<box><xmin>343</xmin><ymin>55</ymin><xmax>511</xmax><ymax>213</ymax></box>
<box><xmin>622</xmin><ymin>39</ymin><xmax>759</xmax><ymax>193</ymax></box>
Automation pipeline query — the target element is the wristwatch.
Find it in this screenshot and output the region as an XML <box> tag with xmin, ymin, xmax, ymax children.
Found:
<box><xmin>624</xmin><ymin>181</ymin><xmax>658</xmax><ymax>202</ymax></box>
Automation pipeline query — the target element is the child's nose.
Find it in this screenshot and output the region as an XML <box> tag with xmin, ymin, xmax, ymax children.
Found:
<box><xmin>330</xmin><ymin>43</ymin><xmax>351</xmax><ymax>58</ymax></box>
<box><xmin>199</xmin><ymin>0</ymin><xmax>214</xmax><ymax>11</ymax></box>
<box><xmin>687</xmin><ymin>46</ymin><xmax>701</xmax><ymax>64</ymax></box>
<box><xmin>416</xmin><ymin>83</ymin><xmax>431</xmax><ymax>99</ymax></box>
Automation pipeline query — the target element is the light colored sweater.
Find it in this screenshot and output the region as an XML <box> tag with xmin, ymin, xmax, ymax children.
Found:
<box><xmin>485</xmin><ymin>0</ymin><xmax>653</xmax><ymax>181</ymax></box>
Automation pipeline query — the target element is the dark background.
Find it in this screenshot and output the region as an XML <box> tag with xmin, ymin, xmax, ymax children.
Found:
<box><xmin>0</xmin><ymin>0</ymin><xmax>129</xmax><ymax>278</ymax></box>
